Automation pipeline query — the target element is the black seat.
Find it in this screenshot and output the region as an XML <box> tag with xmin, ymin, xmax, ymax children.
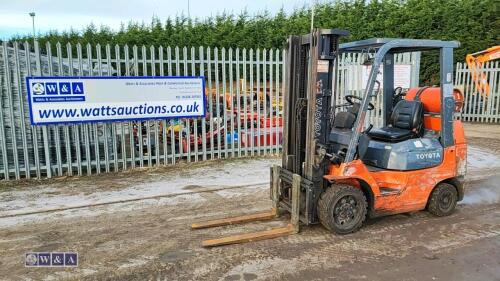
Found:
<box><xmin>333</xmin><ymin>103</ymin><xmax>360</xmax><ymax>129</ymax></box>
<box><xmin>367</xmin><ymin>100</ymin><xmax>424</xmax><ymax>142</ymax></box>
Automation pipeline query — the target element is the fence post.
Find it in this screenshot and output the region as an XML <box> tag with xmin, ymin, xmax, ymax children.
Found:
<box><xmin>3</xmin><ymin>42</ymin><xmax>20</xmax><ymax>179</ymax></box>
<box><xmin>0</xmin><ymin>43</ymin><xmax>9</xmax><ymax>180</ymax></box>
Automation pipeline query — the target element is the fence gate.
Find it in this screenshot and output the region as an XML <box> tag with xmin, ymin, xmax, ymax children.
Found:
<box><xmin>1</xmin><ymin>41</ymin><xmax>422</xmax><ymax>180</ymax></box>
<box><xmin>455</xmin><ymin>61</ymin><xmax>500</xmax><ymax>123</ymax></box>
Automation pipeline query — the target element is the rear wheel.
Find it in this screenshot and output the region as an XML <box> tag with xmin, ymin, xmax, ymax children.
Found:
<box><xmin>318</xmin><ymin>184</ymin><xmax>367</xmax><ymax>234</ymax></box>
<box><xmin>427</xmin><ymin>183</ymin><xmax>458</xmax><ymax>216</ymax></box>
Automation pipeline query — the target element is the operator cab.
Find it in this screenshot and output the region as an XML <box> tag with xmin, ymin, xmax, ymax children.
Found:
<box><xmin>328</xmin><ymin>38</ymin><xmax>463</xmax><ymax>171</ymax></box>
<box><xmin>358</xmin><ymin>87</ymin><xmax>443</xmax><ymax>171</ymax></box>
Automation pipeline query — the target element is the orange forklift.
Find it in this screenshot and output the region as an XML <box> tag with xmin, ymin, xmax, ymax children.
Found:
<box><xmin>192</xmin><ymin>29</ymin><xmax>467</xmax><ymax>246</ymax></box>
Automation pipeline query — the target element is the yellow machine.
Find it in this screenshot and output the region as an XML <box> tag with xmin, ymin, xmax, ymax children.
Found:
<box><xmin>465</xmin><ymin>45</ymin><xmax>500</xmax><ymax>96</ymax></box>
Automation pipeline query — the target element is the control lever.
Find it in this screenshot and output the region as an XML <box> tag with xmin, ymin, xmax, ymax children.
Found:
<box><xmin>363</xmin><ymin>124</ymin><xmax>373</xmax><ymax>134</ymax></box>
<box><xmin>326</xmin><ymin>150</ymin><xmax>345</xmax><ymax>165</ymax></box>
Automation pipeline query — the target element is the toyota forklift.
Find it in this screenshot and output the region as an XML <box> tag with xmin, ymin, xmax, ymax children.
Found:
<box><xmin>192</xmin><ymin>29</ymin><xmax>467</xmax><ymax>247</ymax></box>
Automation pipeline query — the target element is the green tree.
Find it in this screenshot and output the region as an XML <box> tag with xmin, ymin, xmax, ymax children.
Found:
<box><xmin>8</xmin><ymin>0</ymin><xmax>499</xmax><ymax>82</ymax></box>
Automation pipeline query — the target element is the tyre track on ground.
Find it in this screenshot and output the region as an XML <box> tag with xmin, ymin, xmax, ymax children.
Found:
<box><xmin>0</xmin><ymin>182</ymin><xmax>268</xmax><ymax>219</ymax></box>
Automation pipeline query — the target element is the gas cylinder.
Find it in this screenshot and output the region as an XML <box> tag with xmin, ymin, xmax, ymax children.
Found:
<box><xmin>406</xmin><ymin>87</ymin><xmax>464</xmax><ymax>112</ymax></box>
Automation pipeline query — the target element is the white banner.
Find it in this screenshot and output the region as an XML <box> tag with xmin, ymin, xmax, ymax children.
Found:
<box><xmin>26</xmin><ymin>76</ymin><xmax>206</xmax><ymax>125</ymax></box>
<box><xmin>362</xmin><ymin>64</ymin><xmax>412</xmax><ymax>89</ymax></box>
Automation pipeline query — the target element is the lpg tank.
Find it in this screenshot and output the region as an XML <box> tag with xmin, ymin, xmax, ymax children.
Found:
<box><xmin>405</xmin><ymin>87</ymin><xmax>463</xmax><ymax>113</ymax></box>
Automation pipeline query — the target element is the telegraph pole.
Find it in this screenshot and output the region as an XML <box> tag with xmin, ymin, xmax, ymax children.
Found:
<box><xmin>29</xmin><ymin>12</ymin><xmax>36</xmax><ymax>44</ymax></box>
<box><xmin>310</xmin><ymin>0</ymin><xmax>316</xmax><ymax>31</ymax></box>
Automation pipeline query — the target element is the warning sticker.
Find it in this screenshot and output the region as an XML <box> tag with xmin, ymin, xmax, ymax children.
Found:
<box><xmin>413</xmin><ymin>140</ymin><xmax>423</xmax><ymax>148</ymax></box>
<box><xmin>317</xmin><ymin>60</ymin><xmax>329</xmax><ymax>73</ymax></box>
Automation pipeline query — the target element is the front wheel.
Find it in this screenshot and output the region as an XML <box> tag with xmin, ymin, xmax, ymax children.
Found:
<box><xmin>318</xmin><ymin>184</ymin><xmax>367</xmax><ymax>234</ymax></box>
<box><xmin>427</xmin><ymin>183</ymin><xmax>458</xmax><ymax>217</ymax></box>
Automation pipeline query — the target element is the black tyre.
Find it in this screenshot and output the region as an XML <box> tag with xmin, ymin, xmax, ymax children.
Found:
<box><xmin>318</xmin><ymin>184</ymin><xmax>367</xmax><ymax>234</ymax></box>
<box><xmin>427</xmin><ymin>183</ymin><xmax>458</xmax><ymax>217</ymax></box>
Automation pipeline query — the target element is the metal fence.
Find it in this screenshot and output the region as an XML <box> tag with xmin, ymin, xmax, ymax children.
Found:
<box><xmin>1</xmin><ymin>41</ymin><xmax>421</xmax><ymax>180</ymax></box>
<box><xmin>455</xmin><ymin>61</ymin><xmax>500</xmax><ymax>123</ymax></box>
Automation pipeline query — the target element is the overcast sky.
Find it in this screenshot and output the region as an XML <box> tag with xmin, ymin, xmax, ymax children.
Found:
<box><xmin>0</xmin><ymin>0</ymin><xmax>315</xmax><ymax>39</ymax></box>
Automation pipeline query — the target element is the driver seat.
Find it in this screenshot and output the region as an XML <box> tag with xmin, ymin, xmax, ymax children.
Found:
<box><xmin>367</xmin><ymin>99</ymin><xmax>424</xmax><ymax>142</ymax></box>
<box><xmin>333</xmin><ymin>103</ymin><xmax>360</xmax><ymax>129</ymax></box>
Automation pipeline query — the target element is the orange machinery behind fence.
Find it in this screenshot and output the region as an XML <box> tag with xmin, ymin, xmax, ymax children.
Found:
<box><xmin>465</xmin><ymin>45</ymin><xmax>500</xmax><ymax>97</ymax></box>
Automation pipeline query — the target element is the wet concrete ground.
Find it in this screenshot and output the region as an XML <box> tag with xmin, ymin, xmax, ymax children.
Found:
<box><xmin>0</xmin><ymin>124</ymin><xmax>499</xmax><ymax>280</ymax></box>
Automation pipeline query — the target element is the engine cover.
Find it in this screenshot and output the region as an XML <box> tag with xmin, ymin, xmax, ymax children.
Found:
<box><xmin>359</xmin><ymin>135</ymin><xmax>443</xmax><ymax>170</ymax></box>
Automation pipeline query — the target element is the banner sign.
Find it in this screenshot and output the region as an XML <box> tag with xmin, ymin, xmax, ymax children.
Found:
<box><xmin>26</xmin><ymin>76</ymin><xmax>206</xmax><ymax>125</ymax></box>
<box><xmin>361</xmin><ymin>64</ymin><xmax>413</xmax><ymax>89</ymax></box>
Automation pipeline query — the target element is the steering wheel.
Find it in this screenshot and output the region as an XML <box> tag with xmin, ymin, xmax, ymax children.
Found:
<box><xmin>345</xmin><ymin>95</ymin><xmax>374</xmax><ymax>110</ymax></box>
<box><xmin>393</xmin><ymin>87</ymin><xmax>406</xmax><ymax>102</ymax></box>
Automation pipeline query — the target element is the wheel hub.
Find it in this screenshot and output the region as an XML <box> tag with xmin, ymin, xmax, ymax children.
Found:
<box><xmin>334</xmin><ymin>196</ymin><xmax>358</xmax><ymax>225</ymax></box>
<box><xmin>439</xmin><ymin>190</ymin><xmax>453</xmax><ymax>210</ymax></box>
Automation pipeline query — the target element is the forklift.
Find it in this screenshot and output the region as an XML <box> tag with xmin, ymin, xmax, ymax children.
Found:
<box><xmin>192</xmin><ymin>29</ymin><xmax>467</xmax><ymax>247</ymax></box>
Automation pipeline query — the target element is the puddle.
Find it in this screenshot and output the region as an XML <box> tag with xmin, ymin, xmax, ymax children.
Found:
<box><xmin>159</xmin><ymin>249</ymin><xmax>194</xmax><ymax>263</ymax></box>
